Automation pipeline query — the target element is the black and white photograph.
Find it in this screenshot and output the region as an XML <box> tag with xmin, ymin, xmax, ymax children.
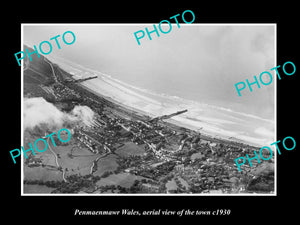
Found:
<box><xmin>21</xmin><ymin>24</ymin><xmax>276</xmax><ymax>195</ymax></box>
<box><xmin>3</xmin><ymin>4</ymin><xmax>299</xmax><ymax>223</ymax></box>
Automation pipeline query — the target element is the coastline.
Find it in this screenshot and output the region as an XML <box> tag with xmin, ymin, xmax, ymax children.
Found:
<box><xmin>77</xmin><ymin>82</ymin><xmax>155</xmax><ymax>119</ymax></box>
<box><xmin>51</xmin><ymin>57</ymin><xmax>273</xmax><ymax>148</ymax></box>
<box><xmin>55</xmin><ymin>62</ymin><xmax>264</xmax><ymax>149</ymax></box>
<box><xmin>76</xmin><ymin>81</ymin><xmax>259</xmax><ymax>148</ymax></box>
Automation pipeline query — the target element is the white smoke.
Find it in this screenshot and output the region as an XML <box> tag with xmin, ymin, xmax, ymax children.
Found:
<box><xmin>23</xmin><ymin>97</ymin><xmax>95</xmax><ymax>130</ymax></box>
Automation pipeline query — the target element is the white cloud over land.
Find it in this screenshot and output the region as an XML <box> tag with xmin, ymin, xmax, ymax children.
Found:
<box><xmin>23</xmin><ymin>97</ymin><xmax>95</xmax><ymax>130</ymax></box>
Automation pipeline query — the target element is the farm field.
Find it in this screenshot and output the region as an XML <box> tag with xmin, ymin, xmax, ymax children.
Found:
<box><xmin>93</xmin><ymin>154</ymin><xmax>119</xmax><ymax>177</ymax></box>
<box><xmin>54</xmin><ymin>145</ymin><xmax>99</xmax><ymax>176</ymax></box>
<box><xmin>24</xmin><ymin>166</ymin><xmax>63</xmax><ymax>181</ymax></box>
<box><xmin>115</xmin><ymin>142</ymin><xmax>146</xmax><ymax>157</ymax></box>
<box><xmin>95</xmin><ymin>172</ymin><xmax>145</xmax><ymax>188</ymax></box>
<box><xmin>165</xmin><ymin>178</ymin><xmax>178</xmax><ymax>192</ymax></box>
<box><xmin>24</xmin><ymin>184</ymin><xmax>55</xmax><ymax>194</ymax></box>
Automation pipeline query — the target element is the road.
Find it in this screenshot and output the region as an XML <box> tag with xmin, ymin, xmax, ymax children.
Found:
<box><xmin>89</xmin><ymin>148</ymin><xmax>112</xmax><ymax>175</ymax></box>
<box><xmin>44</xmin><ymin>58</ymin><xmax>58</xmax><ymax>83</ymax></box>
<box><xmin>47</xmin><ymin>137</ymin><xmax>67</xmax><ymax>182</ymax></box>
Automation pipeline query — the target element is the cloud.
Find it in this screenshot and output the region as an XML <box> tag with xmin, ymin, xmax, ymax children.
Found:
<box><xmin>24</xmin><ymin>97</ymin><xmax>66</xmax><ymax>130</ymax></box>
<box><xmin>23</xmin><ymin>97</ymin><xmax>95</xmax><ymax>130</ymax></box>
<box><xmin>71</xmin><ymin>105</ymin><xmax>95</xmax><ymax>127</ymax></box>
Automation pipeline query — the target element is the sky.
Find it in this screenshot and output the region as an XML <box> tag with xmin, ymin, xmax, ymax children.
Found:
<box><xmin>23</xmin><ymin>24</ymin><xmax>275</xmax><ymax>121</ymax></box>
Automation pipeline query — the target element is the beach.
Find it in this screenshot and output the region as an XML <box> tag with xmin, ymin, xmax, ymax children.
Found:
<box><xmin>49</xmin><ymin>56</ymin><xmax>275</xmax><ymax>147</ymax></box>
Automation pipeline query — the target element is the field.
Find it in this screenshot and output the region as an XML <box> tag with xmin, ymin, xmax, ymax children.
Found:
<box><xmin>38</xmin><ymin>152</ymin><xmax>57</xmax><ymax>167</ymax></box>
<box><xmin>54</xmin><ymin>145</ymin><xmax>99</xmax><ymax>176</ymax></box>
<box><xmin>23</xmin><ymin>130</ymin><xmax>101</xmax><ymax>181</ymax></box>
<box><xmin>23</xmin><ymin>184</ymin><xmax>55</xmax><ymax>194</ymax></box>
<box><xmin>165</xmin><ymin>176</ymin><xmax>189</xmax><ymax>192</ymax></box>
<box><xmin>24</xmin><ymin>166</ymin><xmax>63</xmax><ymax>181</ymax></box>
<box><xmin>165</xmin><ymin>179</ymin><xmax>178</xmax><ymax>192</ymax></box>
<box><xmin>115</xmin><ymin>142</ymin><xmax>146</xmax><ymax>157</ymax></box>
<box><xmin>93</xmin><ymin>154</ymin><xmax>119</xmax><ymax>177</ymax></box>
<box><xmin>95</xmin><ymin>172</ymin><xmax>144</xmax><ymax>188</ymax></box>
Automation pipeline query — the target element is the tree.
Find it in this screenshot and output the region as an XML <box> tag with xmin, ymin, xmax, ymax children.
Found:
<box><xmin>101</xmin><ymin>171</ymin><xmax>113</xmax><ymax>178</ymax></box>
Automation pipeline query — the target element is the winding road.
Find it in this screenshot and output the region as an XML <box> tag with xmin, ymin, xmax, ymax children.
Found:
<box><xmin>43</xmin><ymin>58</ymin><xmax>109</xmax><ymax>180</ymax></box>
<box><xmin>47</xmin><ymin>137</ymin><xmax>67</xmax><ymax>182</ymax></box>
<box><xmin>89</xmin><ymin>146</ymin><xmax>112</xmax><ymax>175</ymax></box>
<box><xmin>44</xmin><ymin>58</ymin><xmax>58</xmax><ymax>83</ymax></box>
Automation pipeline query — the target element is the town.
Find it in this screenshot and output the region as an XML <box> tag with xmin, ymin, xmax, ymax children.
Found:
<box><xmin>23</xmin><ymin>47</ymin><xmax>274</xmax><ymax>194</ymax></box>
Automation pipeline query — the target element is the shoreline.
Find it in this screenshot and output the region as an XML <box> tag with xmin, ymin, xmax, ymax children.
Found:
<box><xmin>77</xmin><ymin>82</ymin><xmax>155</xmax><ymax>119</ymax></box>
<box><xmin>57</xmin><ymin>64</ymin><xmax>261</xmax><ymax>149</ymax></box>
<box><xmin>76</xmin><ymin>81</ymin><xmax>259</xmax><ymax>149</ymax></box>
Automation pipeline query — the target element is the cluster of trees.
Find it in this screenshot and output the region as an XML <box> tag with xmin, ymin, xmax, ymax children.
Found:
<box><xmin>128</xmin><ymin>180</ymin><xmax>141</xmax><ymax>193</ymax></box>
<box><xmin>159</xmin><ymin>173</ymin><xmax>174</xmax><ymax>184</ymax></box>
<box><xmin>25</xmin><ymin>174</ymin><xmax>163</xmax><ymax>194</ymax></box>
<box><xmin>246</xmin><ymin>173</ymin><xmax>274</xmax><ymax>192</ymax></box>
<box><xmin>142</xmin><ymin>151</ymin><xmax>155</xmax><ymax>161</ymax></box>
<box><xmin>97</xmin><ymin>181</ymin><xmax>143</xmax><ymax>194</ymax></box>
<box><xmin>54</xmin><ymin>174</ymin><xmax>101</xmax><ymax>193</ymax></box>
<box><xmin>98</xmin><ymin>185</ymin><xmax>118</xmax><ymax>193</ymax></box>
<box><xmin>100</xmin><ymin>171</ymin><xmax>113</xmax><ymax>178</ymax></box>
<box><xmin>97</xmin><ymin>179</ymin><xmax>162</xmax><ymax>194</ymax></box>
<box><xmin>189</xmin><ymin>183</ymin><xmax>205</xmax><ymax>193</ymax></box>
<box><xmin>117</xmin><ymin>155</ymin><xmax>144</xmax><ymax>170</ymax></box>
<box><xmin>138</xmin><ymin>161</ymin><xmax>176</xmax><ymax>180</ymax></box>
<box><xmin>155</xmin><ymin>161</ymin><xmax>176</xmax><ymax>173</ymax></box>
<box><xmin>174</xmin><ymin>177</ymin><xmax>188</xmax><ymax>192</ymax></box>
<box><xmin>24</xmin><ymin>179</ymin><xmax>61</xmax><ymax>187</ymax></box>
<box><xmin>24</xmin><ymin>174</ymin><xmax>102</xmax><ymax>194</ymax></box>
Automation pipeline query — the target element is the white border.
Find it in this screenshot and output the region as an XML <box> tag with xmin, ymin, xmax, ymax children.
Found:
<box><xmin>21</xmin><ymin>23</ymin><xmax>277</xmax><ymax>196</ymax></box>
<box><xmin>21</xmin><ymin>24</ymin><xmax>25</xmax><ymax>196</ymax></box>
